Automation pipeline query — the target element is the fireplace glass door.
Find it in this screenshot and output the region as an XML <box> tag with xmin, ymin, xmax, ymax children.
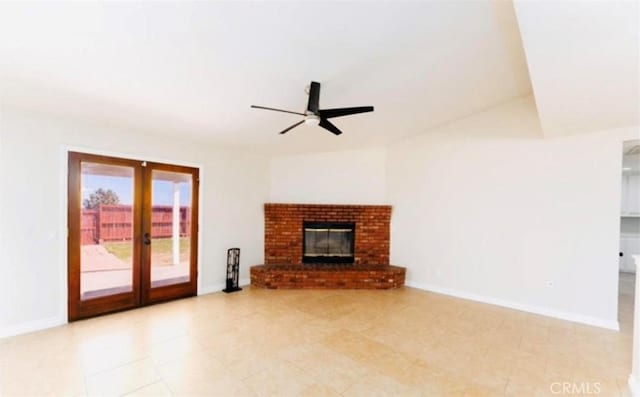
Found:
<box><xmin>303</xmin><ymin>222</ymin><xmax>355</xmax><ymax>264</ymax></box>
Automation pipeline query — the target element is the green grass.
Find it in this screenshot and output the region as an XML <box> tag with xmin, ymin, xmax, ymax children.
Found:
<box><xmin>103</xmin><ymin>237</ymin><xmax>190</xmax><ymax>261</ymax></box>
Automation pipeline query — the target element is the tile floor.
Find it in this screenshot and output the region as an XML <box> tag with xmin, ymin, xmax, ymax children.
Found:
<box><xmin>0</xmin><ymin>277</ymin><xmax>634</xmax><ymax>397</ymax></box>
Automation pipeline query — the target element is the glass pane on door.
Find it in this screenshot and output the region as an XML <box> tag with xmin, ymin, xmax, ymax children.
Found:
<box><xmin>80</xmin><ymin>162</ymin><xmax>134</xmax><ymax>300</ymax></box>
<box><xmin>150</xmin><ymin>170</ymin><xmax>193</xmax><ymax>288</ymax></box>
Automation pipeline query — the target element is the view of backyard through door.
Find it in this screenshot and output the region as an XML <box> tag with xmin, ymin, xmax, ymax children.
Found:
<box><xmin>80</xmin><ymin>164</ymin><xmax>194</xmax><ymax>298</ymax></box>
<box><xmin>80</xmin><ymin>162</ymin><xmax>136</xmax><ymax>299</ymax></box>
<box><xmin>149</xmin><ymin>169</ymin><xmax>193</xmax><ymax>288</ymax></box>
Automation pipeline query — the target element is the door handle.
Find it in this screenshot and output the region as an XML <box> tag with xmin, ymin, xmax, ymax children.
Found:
<box><xmin>143</xmin><ymin>233</ymin><xmax>151</xmax><ymax>245</ymax></box>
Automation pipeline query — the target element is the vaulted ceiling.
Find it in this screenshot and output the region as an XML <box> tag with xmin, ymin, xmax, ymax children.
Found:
<box><xmin>0</xmin><ymin>1</ymin><xmax>636</xmax><ymax>155</ymax></box>
<box><xmin>514</xmin><ymin>0</ymin><xmax>639</xmax><ymax>137</ymax></box>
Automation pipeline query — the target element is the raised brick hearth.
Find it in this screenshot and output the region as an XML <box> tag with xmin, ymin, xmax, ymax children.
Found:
<box><xmin>251</xmin><ymin>264</ymin><xmax>406</xmax><ymax>289</ymax></box>
<box><xmin>251</xmin><ymin>203</ymin><xmax>406</xmax><ymax>289</ymax></box>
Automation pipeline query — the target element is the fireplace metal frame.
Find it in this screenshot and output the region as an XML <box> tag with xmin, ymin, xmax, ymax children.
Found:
<box><xmin>302</xmin><ymin>221</ymin><xmax>355</xmax><ymax>264</ymax></box>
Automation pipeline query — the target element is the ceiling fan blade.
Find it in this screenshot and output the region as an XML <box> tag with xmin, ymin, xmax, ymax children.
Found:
<box><xmin>278</xmin><ymin>120</ymin><xmax>305</xmax><ymax>135</ymax></box>
<box><xmin>307</xmin><ymin>81</ymin><xmax>320</xmax><ymax>114</ymax></box>
<box><xmin>251</xmin><ymin>105</ymin><xmax>305</xmax><ymax>116</ymax></box>
<box><xmin>319</xmin><ymin>106</ymin><xmax>374</xmax><ymax>119</ymax></box>
<box><xmin>319</xmin><ymin>118</ymin><xmax>343</xmax><ymax>135</ymax></box>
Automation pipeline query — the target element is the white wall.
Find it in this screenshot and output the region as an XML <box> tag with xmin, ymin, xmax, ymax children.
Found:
<box><xmin>269</xmin><ymin>147</ymin><xmax>387</xmax><ymax>204</ymax></box>
<box><xmin>0</xmin><ymin>108</ymin><xmax>269</xmax><ymax>337</ymax></box>
<box><xmin>387</xmin><ymin>95</ymin><xmax>638</xmax><ymax>329</ymax></box>
<box><xmin>514</xmin><ymin>0</ymin><xmax>639</xmax><ymax>137</ymax></box>
<box><xmin>1</xmin><ymin>94</ymin><xmax>635</xmax><ymax>336</ymax></box>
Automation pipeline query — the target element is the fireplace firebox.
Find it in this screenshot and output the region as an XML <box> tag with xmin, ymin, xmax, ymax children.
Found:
<box><xmin>303</xmin><ymin>221</ymin><xmax>355</xmax><ymax>264</ymax></box>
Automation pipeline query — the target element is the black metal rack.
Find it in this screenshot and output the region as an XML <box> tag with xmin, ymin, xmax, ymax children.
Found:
<box><xmin>223</xmin><ymin>248</ymin><xmax>242</xmax><ymax>293</ymax></box>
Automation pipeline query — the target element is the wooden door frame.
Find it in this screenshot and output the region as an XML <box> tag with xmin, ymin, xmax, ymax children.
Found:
<box><xmin>141</xmin><ymin>162</ymin><xmax>199</xmax><ymax>304</ymax></box>
<box><xmin>67</xmin><ymin>152</ymin><xmax>144</xmax><ymax>321</ymax></box>
<box><xmin>67</xmin><ymin>150</ymin><xmax>201</xmax><ymax>321</ymax></box>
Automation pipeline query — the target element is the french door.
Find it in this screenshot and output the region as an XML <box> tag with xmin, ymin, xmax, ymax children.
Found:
<box><xmin>68</xmin><ymin>152</ymin><xmax>199</xmax><ymax>321</ymax></box>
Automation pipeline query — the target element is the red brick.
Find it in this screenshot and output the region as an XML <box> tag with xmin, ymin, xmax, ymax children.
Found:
<box><xmin>263</xmin><ymin>203</ymin><xmax>391</xmax><ymax>266</ymax></box>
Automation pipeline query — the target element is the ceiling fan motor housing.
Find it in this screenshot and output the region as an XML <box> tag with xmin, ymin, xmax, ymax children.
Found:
<box><xmin>304</xmin><ymin>113</ymin><xmax>320</xmax><ymax>126</ymax></box>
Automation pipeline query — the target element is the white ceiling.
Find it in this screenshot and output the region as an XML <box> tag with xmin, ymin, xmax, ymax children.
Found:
<box><xmin>514</xmin><ymin>0</ymin><xmax>639</xmax><ymax>137</ymax></box>
<box><xmin>0</xmin><ymin>1</ymin><xmax>532</xmax><ymax>155</ymax></box>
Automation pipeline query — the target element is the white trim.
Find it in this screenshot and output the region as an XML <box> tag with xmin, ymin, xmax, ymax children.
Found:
<box><xmin>198</xmin><ymin>278</ymin><xmax>251</xmax><ymax>296</ymax></box>
<box><xmin>196</xmin><ymin>166</ymin><xmax>204</xmax><ymax>295</ymax></box>
<box><xmin>59</xmin><ymin>145</ymin><xmax>205</xmax><ymax>324</ymax></box>
<box><xmin>630</xmin><ymin>375</ymin><xmax>639</xmax><ymax>397</ymax></box>
<box><xmin>199</xmin><ymin>283</ymin><xmax>226</xmax><ymax>295</ymax></box>
<box><xmin>62</xmin><ymin>145</ymin><xmax>204</xmax><ymax>169</ymax></box>
<box><xmin>0</xmin><ymin>315</ymin><xmax>65</xmax><ymax>339</ymax></box>
<box><xmin>58</xmin><ymin>146</ymin><xmax>69</xmax><ymax>327</ymax></box>
<box><xmin>405</xmin><ymin>280</ymin><xmax>620</xmax><ymax>331</ymax></box>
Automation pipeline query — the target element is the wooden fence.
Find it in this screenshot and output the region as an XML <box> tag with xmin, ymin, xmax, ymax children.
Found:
<box><xmin>81</xmin><ymin>204</ymin><xmax>191</xmax><ymax>245</ymax></box>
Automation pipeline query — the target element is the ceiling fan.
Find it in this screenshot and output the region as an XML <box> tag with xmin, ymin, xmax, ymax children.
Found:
<box><xmin>251</xmin><ymin>81</ymin><xmax>374</xmax><ymax>135</ymax></box>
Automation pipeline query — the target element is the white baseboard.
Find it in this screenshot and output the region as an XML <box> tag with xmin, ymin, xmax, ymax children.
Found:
<box><xmin>198</xmin><ymin>283</ymin><xmax>226</xmax><ymax>295</ymax></box>
<box><xmin>0</xmin><ymin>315</ymin><xmax>65</xmax><ymax>339</ymax></box>
<box><xmin>629</xmin><ymin>375</ymin><xmax>639</xmax><ymax>397</ymax></box>
<box><xmin>3</xmin><ymin>279</ymin><xmax>254</xmax><ymax>339</ymax></box>
<box><xmin>198</xmin><ymin>278</ymin><xmax>251</xmax><ymax>296</ymax></box>
<box><xmin>405</xmin><ymin>281</ymin><xmax>620</xmax><ymax>331</ymax></box>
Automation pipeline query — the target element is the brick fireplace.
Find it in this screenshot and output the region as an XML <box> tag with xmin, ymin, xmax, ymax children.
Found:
<box><xmin>250</xmin><ymin>203</ymin><xmax>406</xmax><ymax>289</ymax></box>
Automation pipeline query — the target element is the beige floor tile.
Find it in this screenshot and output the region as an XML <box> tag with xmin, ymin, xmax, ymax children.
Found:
<box><xmin>212</xmin><ymin>342</ymin><xmax>281</xmax><ymax>380</ymax></box>
<box><xmin>123</xmin><ymin>381</ymin><xmax>172</xmax><ymax>397</ymax></box>
<box><xmin>299</xmin><ymin>384</ymin><xmax>342</xmax><ymax>397</ymax></box>
<box><xmin>342</xmin><ymin>369</ymin><xmax>423</xmax><ymax>397</ymax></box>
<box><xmin>86</xmin><ymin>358</ymin><xmax>159</xmax><ymax>396</ymax></box>
<box><xmin>619</xmin><ymin>377</ymin><xmax>634</xmax><ymax>397</ymax></box>
<box><xmin>462</xmin><ymin>384</ymin><xmax>507</xmax><ymax>397</ymax></box>
<box><xmin>167</xmin><ymin>376</ymin><xmax>256</xmax><ymax>397</ymax></box>
<box><xmin>0</xmin><ymin>278</ymin><xmax>634</xmax><ymax>397</ymax></box>
<box><xmin>322</xmin><ymin>328</ymin><xmax>416</xmax><ymax>381</ymax></box>
<box><xmin>0</xmin><ymin>366</ymin><xmax>86</xmax><ymax>397</ymax></box>
<box><xmin>243</xmin><ymin>360</ymin><xmax>316</xmax><ymax>397</ymax></box>
<box><xmin>77</xmin><ymin>330</ymin><xmax>152</xmax><ymax>376</ymax></box>
<box><xmin>464</xmin><ymin>365</ymin><xmax>509</xmax><ymax>390</ymax></box>
<box><xmin>279</xmin><ymin>343</ymin><xmax>369</xmax><ymax>392</ymax></box>
<box><xmin>149</xmin><ymin>334</ymin><xmax>202</xmax><ymax>366</ymax></box>
<box><xmin>0</xmin><ymin>341</ymin><xmax>86</xmax><ymax>397</ymax></box>
<box><xmin>504</xmin><ymin>379</ymin><xmax>547</xmax><ymax>397</ymax></box>
<box><xmin>155</xmin><ymin>350</ymin><xmax>229</xmax><ymax>385</ymax></box>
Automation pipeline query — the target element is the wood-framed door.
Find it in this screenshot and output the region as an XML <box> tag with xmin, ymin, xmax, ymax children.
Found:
<box><xmin>68</xmin><ymin>152</ymin><xmax>199</xmax><ymax>321</ymax></box>
<box><xmin>141</xmin><ymin>161</ymin><xmax>199</xmax><ymax>305</ymax></box>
